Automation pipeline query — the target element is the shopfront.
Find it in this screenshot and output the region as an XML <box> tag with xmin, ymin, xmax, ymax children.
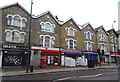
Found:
<box><xmin>31</xmin><ymin>47</ymin><xmax>60</xmax><ymax>67</ymax></box>
<box><xmin>103</xmin><ymin>52</ymin><xmax>110</xmax><ymax>63</ymax></box>
<box><xmin>110</xmin><ymin>52</ymin><xmax>118</xmax><ymax>63</ymax></box>
<box><xmin>2</xmin><ymin>45</ymin><xmax>28</xmax><ymax>67</ymax></box>
<box><xmin>82</xmin><ymin>51</ymin><xmax>98</xmax><ymax>67</ymax></box>
<box><xmin>60</xmin><ymin>49</ymin><xmax>82</xmax><ymax>66</ymax></box>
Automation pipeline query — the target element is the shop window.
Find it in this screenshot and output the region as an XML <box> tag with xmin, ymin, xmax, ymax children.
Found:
<box><xmin>54</xmin><ymin>56</ymin><xmax>58</xmax><ymax>64</ymax></box>
<box><xmin>34</xmin><ymin>50</ymin><xmax>38</xmax><ymax>55</ymax></box>
<box><xmin>47</xmin><ymin>55</ymin><xmax>54</xmax><ymax>64</ymax></box>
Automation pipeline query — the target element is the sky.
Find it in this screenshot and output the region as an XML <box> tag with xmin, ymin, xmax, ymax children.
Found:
<box><xmin>0</xmin><ymin>0</ymin><xmax>119</xmax><ymax>31</ymax></box>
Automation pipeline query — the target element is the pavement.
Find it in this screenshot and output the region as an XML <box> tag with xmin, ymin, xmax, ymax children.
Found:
<box><xmin>0</xmin><ymin>63</ymin><xmax>119</xmax><ymax>77</ymax></box>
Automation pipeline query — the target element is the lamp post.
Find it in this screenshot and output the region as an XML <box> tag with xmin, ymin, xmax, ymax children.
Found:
<box><xmin>26</xmin><ymin>0</ymin><xmax>33</xmax><ymax>73</ymax></box>
<box><xmin>112</xmin><ymin>21</ymin><xmax>118</xmax><ymax>66</ymax></box>
<box><xmin>112</xmin><ymin>21</ymin><xmax>116</xmax><ymax>29</ymax></box>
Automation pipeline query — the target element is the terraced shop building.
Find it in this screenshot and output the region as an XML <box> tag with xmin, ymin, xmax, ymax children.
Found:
<box><xmin>0</xmin><ymin>3</ymin><xmax>30</xmax><ymax>68</ymax></box>
<box><xmin>30</xmin><ymin>11</ymin><xmax>61</xmax><ymax>67</ymax></box>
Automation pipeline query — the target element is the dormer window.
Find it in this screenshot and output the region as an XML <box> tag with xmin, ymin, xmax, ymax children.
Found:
<box><xmin>65</xmin><ymin>27</ymin><xmax>77</xmax><ymax>37</ymax></box>
<box><xmin>40</xmin><ymin>22</ymin><xmax>55</xmax><ymax>33</ymax></box>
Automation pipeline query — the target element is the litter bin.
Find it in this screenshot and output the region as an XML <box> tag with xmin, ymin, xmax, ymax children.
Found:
<box><xmin>88</xmin><ymin>60</ymin><xmax>94</xmax><ymax>68</ymax></box>
<box><xmin>30</xmin><ymin>66</ymin><xmax>33</xmax><ymax>72</ymax></box>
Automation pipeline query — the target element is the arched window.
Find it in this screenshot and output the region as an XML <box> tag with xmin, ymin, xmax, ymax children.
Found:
<box><xmin>45</xmin><ymin>36</ymin><xmax>50</xmax><ymax>47</ymax></box>
<box><xmin>40</xmin><ymin>36</ymin><xmax>44</xmax><ymax>47</ymax></box>
<box><xmin>40</xmin><ymin>22</ymin><xmax>55</xmax><ymax>32</ymax></box>
<box><xmin>45</xmin><ymin>23</ymin><xmax>51</xmax><ymax>32</ymax></box>
<box><xmin>88</xmin><ymin>42</ymin><xmax>91</xmax><ymax>50</ymax></box>
<box><xmin>20</xmin><ymin>33</ymin><xmax>25</xmax><ymax>43</ymax></box>
<box><xmin>87</xmin><ymin>32</ymin><xmax>90</xmax><ymax>39</ymax></box>
<box><xmin>74</xmin><ymin>40</ymin><xmax>77</xmax><ymax>49</ymax></box>
<box><xmin>51</xmin><ymin>37</ymin><xmax>55</xmax><ymax>48</ymax></box>
<box><xmin>69</xmin><ymin>40</ymin><xmax>73</xmax><ymax>49</ymax></box>
<box><xmin>66</xmin><ymin>39</ymin><xmax>69</xmax><ymax>49</ymax></box>
<box><xmin>65</xmin><ymin>27</ymin><xmax>76</xmax><ymax>36</ymax></box>
<box><xmin>5</xmin><ymin>31</ymin><xmax>11</xmax><ymax>41</ymax></box>
<box><xmin>13</xmin><ymin>16</ymin><xmax>21</xmax><ymax>27</ymax></box>
<box><xmin>69</xmin><ymin>28</ymin><xmax>73</xmax><ymax>36</ymax></box>
<box><xmin>7</xmin><ymin>16</ymin><xmax>12</xmax><ymax>25</ymax></box>
<box><xmin>65</xmin><ymin>38</ymin><xmax>76</xmax><ymax>49</ymax></box>
<box><xmin>84</xmin><ymin>32</ymin><xmax>87</xmax><ymax>39</ymax></box>
<box><xmin>22</xmin><ymin>19</ymin><xmax>26</xmax><ymax>27</ymax></box>
<box><xmin>85</xmin><ymin>31</ymin><xmax>93</xmax><ymax>40</ymax></box>
<box><xmin>12</xmin><ymin>31</ymin><xmax>20</xmax><ymax>42</ymax></box>
<box><xmin>73</xmin><ymin>30</ymin><xmax>77</xmax><ymax>36</ymax></box>
<box><xmin>85</xmin><ymin>41</ymin><xmax>93</xmax><ymax>51</ymax></box>
<box><xmin>66</xmin><ymin>28</ymin><xmax>69</xmax><ymax>35</ymax></box>
<box><xmin>7</xmin><ymin>14</ymin><xmax>27</xmax><ymax>28</ymax></box>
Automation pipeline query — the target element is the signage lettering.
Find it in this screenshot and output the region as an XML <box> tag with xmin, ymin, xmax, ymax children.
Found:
<box><xmin>3</xmin><ymin>45</ymin><xmax>17</xmax><ymax>49</ymax></box>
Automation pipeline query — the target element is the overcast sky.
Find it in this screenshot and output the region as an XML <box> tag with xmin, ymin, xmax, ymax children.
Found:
<box><xmin>0</xmin><ymin>0</ymin><xmax>119</xmax><ymax>31</ymax></box>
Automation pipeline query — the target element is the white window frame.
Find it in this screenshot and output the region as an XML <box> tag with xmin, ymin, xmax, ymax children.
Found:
<box><xmin>5</xmin><ymin>30</ymin><xmax>26</xmax><ymax>43</ymax></box>
<box><xmin>65</xmin><ymin>27</ymin><xmax>77</xmax><ymax>37</ymax></box>
<box><xmin>6</xmin><ymin>14</ymin><xmax>27</xmax><ymax>29</ymax></box>
<box><xmin>65</xmin><ymin>38</ymin><xmax>77</xmax><ymax>49</ymax></box>
<box><xmin>40</xmin><ymin>22</ymin><xmax>55</xmax><ymax>33</ymax></box>
<box><xmin>99</xmin><ymin>34</ymin><xmax>106</xmax><ymax>42</ymax></box>
<box><xmin>84</xmin><ymin>31</ymin><xmax>93</xmax><ymax>40</ymax></box>
<box><xmin>40</xmin><ymin>35</ymin><xmax>55</xmax><ymax>48</ymax></box>
<box><xmin>85</xmin><ymin>41</ymin><xmax>94</xmax><ymax>51</ymax></box>
<box><xmin>99</xmin><ymin>43</ymin><xmax>107</xmax><ymax>52</ymax></box>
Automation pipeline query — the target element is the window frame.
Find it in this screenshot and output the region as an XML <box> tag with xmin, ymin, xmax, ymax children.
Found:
<box><xmin>40</xmin><ymin>22</ymin><xmax>55</xmax><ymax>33</ymax></box>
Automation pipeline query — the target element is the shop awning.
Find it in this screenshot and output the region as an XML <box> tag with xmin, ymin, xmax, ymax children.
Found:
<box><xmin>65</xmin><ymin>52</ymin><xmax>82</xmax><ymax>55</ymax></box>
<box><xmin>83</xmin><ymin>52</ymin><xmax>98</xmax><ymax>55</ymax></box>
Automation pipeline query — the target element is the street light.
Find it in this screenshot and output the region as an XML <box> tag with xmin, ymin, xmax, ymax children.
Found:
<box><xmin>112</xmin><ymin>21</ymin><xmax>118</xmax><ymax>66</ymax></box>
<box><xmin>26</xmin><ymin>0</ymin><xmax>33</xmax><ymax>73</ymax></box>
<box><xmin>112</xmin><ymin>21</ymin><xmax>116</xmax><ymax>29</ymax></box>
